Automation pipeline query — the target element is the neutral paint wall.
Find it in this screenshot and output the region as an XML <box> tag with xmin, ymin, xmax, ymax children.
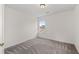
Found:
<box><xmin>74</xmin><ymin>5</ymin><xmax>79</xmax><ymax>52</ymax></box>
<box><xmin>4</xmin><ymin>6</ymin><xmax>37</xmax><ymax>48</ymax></box>
<box><xmin>38</xmin><ymin>10</ymin><xmax>75</xmax><ymax>44</ymax></box>
<box><xmin>0</xmin><ymin>5</ymin><xmax>3</xmax><ymax>44</ymax></box>
<box><xmin>0</xmin><ymin>4</ymin><xmax>4</xmax><ymax>54</ymax></box>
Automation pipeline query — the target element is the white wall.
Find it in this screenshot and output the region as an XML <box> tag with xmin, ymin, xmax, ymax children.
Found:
<box><xmin>0</xmin><ymin>5</ymin><xmax>3</xmax><ymax>44</ymax></box>
<box><xmin>74</xmin><ymin>5</ymin><xmax>79</xmax><ymax>52</ymax></box>
<box><xmin>4</xmin><ymin>6</ymin><xmax>37</xmax><ymax>48</ymax></box>
<box><xmin>0</xmin><ymin>4</ymin><xmax>4</xmax><ymax>54</ymax></box>
<box><xmin>38</xmin><ymin>10</ymin><xmax>75</xmax><ymax>44</ymax></box>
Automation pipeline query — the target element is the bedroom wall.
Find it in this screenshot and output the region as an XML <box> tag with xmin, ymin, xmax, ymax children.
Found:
<box><xmin>74</xmin><ymin>5</ymin><xmax>79</xmax><ymax>52</ymax></box>
<box><xmin>0</xmin><ymin>4</ymin><xmax>4</xmax><ymax>54</ymax></box>
<box><xmin>0</xmin><ymin>5</ymin><xmax>3</xmax><ymax>45</ymax></box>
<box><xmin>38</xmin><ymin>10</ymin><xmax>75</xmax><ymax>44</ymax></box>
<box><xmin>4</xmin><ymin>6</ymin><xmax>37</xmax><ymax>48</ymax></box>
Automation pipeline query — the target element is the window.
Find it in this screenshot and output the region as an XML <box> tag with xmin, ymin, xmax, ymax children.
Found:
<box><xmin>38</xmin><ymin>17</ymin><xmax>46</xmax><ymax>29</ymax></box>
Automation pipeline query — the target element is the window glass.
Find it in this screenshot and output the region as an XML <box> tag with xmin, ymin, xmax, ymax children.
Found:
<box><xmin>38</xmin><ymin>17</ymin><xmax>46</xmax><ymax>29</ymax></box>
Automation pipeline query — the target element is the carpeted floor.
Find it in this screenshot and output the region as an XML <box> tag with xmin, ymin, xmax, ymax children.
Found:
<box><xmin>4</xmin><ymin>37</ymin><xmax>78</xmax><ymax>54</ymax></box>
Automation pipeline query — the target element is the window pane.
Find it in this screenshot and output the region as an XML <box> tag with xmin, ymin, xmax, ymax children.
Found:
<box><xmin>38</xmin><ymin>17</ymin><xmax>46</xmax><ymax>29</ymax></box>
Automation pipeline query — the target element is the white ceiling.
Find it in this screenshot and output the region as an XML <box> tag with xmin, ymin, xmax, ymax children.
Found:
<box><xmin>5</xmin><ymin>4</ymin><xmax>76</xmax><ymax>17</ymax></box>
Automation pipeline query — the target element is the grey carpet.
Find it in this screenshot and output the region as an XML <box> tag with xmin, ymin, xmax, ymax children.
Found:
<box><xmin>4</xmin><ymin>37</ymin><xmax>78</xmax><ymax>54</ymax></box>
